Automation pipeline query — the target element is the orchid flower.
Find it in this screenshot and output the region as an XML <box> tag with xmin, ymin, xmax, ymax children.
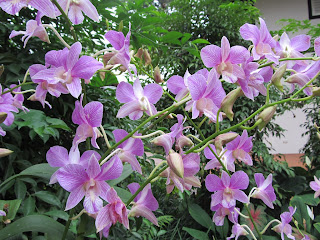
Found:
<box><xmin>72</xmin><ymin>95</ymin><xmax>103</xmax><ymax>149</ymax></box>
<box><xmin>227</xmin><ymin>209</ymin><xmax>249</xmax><ymax>240</ymax></box>
<box><xmin>226</xmin><ymin>130</ymin><xmax>253</xmax><ymax>166</ymax></box>
<box><xmin>251</xmin><ymin>173</ymin><xmax>276</xmax><ymax>209</ymax></box>
<box><xmin>240</xmin><ymin>18</ymin><xmax>279</xmax><ymax>63</ymax></box>
<box><xmin>116</xmin><ymin>78</ymin><xmax>163</xmax><ymax>120</ymax></box>
<box><xmin>9</xmin><ymin>19</ymin><xmax>50</xmax><ymax>48</ymax></box>
<box><xmin>112</xmin><ymin>129</ymin><xmax>144</xmax><ymax>174</ymax></box>
<box><xmin>211</xmin><ymin>203</ymin><xmax>236</xmax><ymax>226</ymax></box>
<box><xmin>167</xmin><ymin>69</ymin><xmax>191</xmax><ymax>101</ymax></box>
<box><xmin>310</xmin><ymin>175</ymin><xmax>320</xmax><ymax>198</ymax></box>
<box><xmin>201</xmin><ymin>36</ymin><xmax>249</xmax><ymax>83</ymax></box>
<box><xmin>128</xmin><ymin>183</ymin><xmax>159</xmax><ymax>226</ymax></box>
<box><xmin>272</xmin><ymin>206</ymin><xmax>296</xmax><ymax>240</ymax></box>
<box><xmin>204</xmin><ymin>144</ymin><xmax>235</xmax><ymax>172</ymax></box>
<box><xmin>31</xmin><ymin>42</ymin><xmax>103</xmax><ymax>98</ymax></box>
<box><xmin>46</xmin><ymin>145</ymin><xmax>100</xmax><ymax>184</ymax></box>
<box><xmin>205</xmin><ymin>171</ymin><xmax>249</xmax><ymax>209</ymax></box>
<box><xmin>185</xmin><ymin>69</ymin><xmax>225</xmax><ymax>122</ymax></box>
<box><xmin>95</xmin><ymin>188</ymin><xmax>129</xmax><ymax>238</ymax></box>
<box><xmin>56</xmin><ymin>154</ymin><xmax>123</xmax><ymax>214</ymax></box>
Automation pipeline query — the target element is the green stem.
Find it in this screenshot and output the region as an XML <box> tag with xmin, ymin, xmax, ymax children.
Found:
<box><xmin>265</xmin><ymin>83</ymin><xmax>272</xmax><ymax>104</ymax></box>
<box><xmin>215</xmin><ymin>109</ymin><xmax>222</xmax><ymax>133</ymax></box>
<box><xmin>51</xmin><ymin>0</ymin><xmax>77</xmax><ymax>41</ymax></box>
<box><xmin>1</xmin><ymin>82</ymin><xmax>34</xmax><ymax>95</ymax></box>
<box><xmin>240</xmin><ymin>119</ymin><xmax>262</xmax><ymax>131</ymax></box>
<box><xmin>197</xmin><ymin>116</ymin><xmax>208</xmax><ymax>129</ymax></box>
<box><xmin>208</xmin><ymin>145</ymin><xmax>230</xmax><ymax>175</ymax></box>
<box><xmin>61</xmin><ymin>208</ymin><xmax>75</xmax><ymax>240</ymax></box>
<box><xmin>245</xmin><ymin>204</ymin><xmax>262</xmax><ymax>240</ymax></box>
<box><xmin>126</xmin><ymin>164</ymin><xmax>168</xmax><ymax>206</ymax></box>
<box><xmin>100</xmin><ymin>96</ymin><xmax>191</xmax><ymax>161</ymax></box>
<box><xmin>291</xmin><ymin>96</ymin><xmax>313</xmax><ymax>102</ymax></box>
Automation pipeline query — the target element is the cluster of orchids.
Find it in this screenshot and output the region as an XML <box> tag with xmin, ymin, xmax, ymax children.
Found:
<box><xmin>2</xmin><ymin>0</ymin><xmax>320</xmax><ymax>239</ymax></box>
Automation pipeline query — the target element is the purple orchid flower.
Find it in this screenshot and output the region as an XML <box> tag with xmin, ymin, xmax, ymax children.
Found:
<box><xmin>204</xmin><ymin>144</ymin><xmax>235</xmax><ymax>172</ymax></box>
<box><xmin>251</xmin><ymin>173</ymin><xmax>276</xmax><ymax>209</ymax></box>
<box><xmin>286</xmin><ymin>60</ymin><xmax>320</xmax><ymax>96</ymax></box>
<box><xmin>310</xmin><ymin>175</ymin><xmax>320</xmax><ymax>198</ymax></box>
<box><xmin>72</xmin><ymin>95</ymin><xmax>103</xmax><ymax>149</ymax></box>
<box><xmin>205</xmin><ymin>171</ymin><xmax>249</xmax><ymax>209</ymax></box>
<box><xmin>226</xmin><ymin>130</ymin><xmax>253</xmax><ymax>166</ymax></box>
<box><xmin>238</xmin><ymin>57</ymin><xmax>273</xmax><ymax>100</ymax></box>
<box><xmin>95</xmin><ymin>187</ymin><xmax>129</xmax><ymax>238</ymax></box>
<box><xmin>9</xmin><ymin>18</ymin><xmax>50</xmax><ymax>48</ymax></box>
<box><xmin>275</xmin><ymin>33</ymin><xmax>311</xmax><ymax>68</ymax></box>
<box><xmin>167</xmin><ymin>69</ymin><xmax>191</xmax><ymax>101</ymax></box>
<box><xmin>104</xmin><ymin>24</ymin><xmax>137</xmax><ymax>74</ymax></box>
<box><xmin>10</xmin><ymin>84</ymin><xmax>28</xmax><ymax>112</ymax></box>
<box><xmin>201</xmin><ymin>36</ymin><xmax>249</xmax><ymax>83</ymax></box>
<box><xmin>57</xmin><ymin>0</ymin><xmax>99</xmax><ymax>25</ymax></box>
<box><xmin>273</xmin><ymin>206</ymin><xmax>296</xmax><ymax>240</ymax></box>
<box><xmin>211</xmin><ymin>203</ymin><xmax>236</xmax><ymax>226</ymax></box>
<box><xmin>56</xmin><ymin>154</ymin><xmax>123</xmax><ymax>214</ymax></box>
<box><xmin>185</xmin><ymin>69</ymin><xmax>225</xmax><ymax>122</ymax></box>
<box><xmin>240</xmin><ymin>18</ymin><xmax>279</xmax><ymax>63</ymax></box>
<box><xmin>29</xmin><ymin>64</ymin><xmax>69</xmax><ymax>108</ymax></box>
<box><xmin>0</xmin><ymin>0</ymin><xmax>56</xmax><ymax>18</ymax></box>
<box><xmin>159</xmin><ymin>152</ymin><xmax>200</xmax><ymax>194</ymax></box>
<box><xmin>31</xmin><ymin>42</ymin><xmax>103</xmax><ymax>98</ymax></box>
<box><xmin>227</xmin><ymin>209</ymin><xmax>249</xmax><ymax>240</ymax></box>
<box><xmin>0</xmin><ymin>210</ymin><xmax>5</xmax><ymax>216</ymax></box>
<box><xmin>46</xmin><ymin>145</ymin><xmax>100</xmax><ymax>184</ymax></box>
<box><xmin>112</xmin><ymin>129</ymin><xmax>144</xmax><ymax>174</ymax></box>
<box><xmin>128</xmin><ymin>183</ymin><xmax>159</xmax><ymax>226</ymax></box>
<box><xmin>0</xmin><ymin>85</ymin><xmax>19</xmax><ymax>136</ymax></box>
<box><xmin>314</xmin><ymin>37</ymin><xmax>320</xmax><ymax>56</ymax></box>
<box><xmin>116</xmin><ymin>78</ymin><xmax>163</xmax><ymax>120</ymax></box>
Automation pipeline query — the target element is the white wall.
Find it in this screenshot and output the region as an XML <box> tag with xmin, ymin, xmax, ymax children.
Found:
<box><xmin>255</xmin><ymin>0</ymin><xmax>319</xmax><ymax>154</ymax></box>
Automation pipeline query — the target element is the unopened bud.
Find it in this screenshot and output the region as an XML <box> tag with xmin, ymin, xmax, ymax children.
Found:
<box><xmin>154</xmin><ymin>66</ymin><xmax>163</xmax><ymax>83</ymax></box>
<box><xmin>4</xmin><ymin>219</ymin><xmax>11</xmax><ymax>224</ymax></box>
<box><xmin>214</xmin><ymin>132</ymin><xmax>238</xmax><ymax>154</ymax></box>
<box><xmin>0</xmin><ymin>148</ymin><xmax>13</xmax><ymax>158</ymax></box>
<box><xmin>0</xmin><ymin>112</ymin><xmax>7</xmax><ymax>124</ymax></box>
<box><xmin>271</xmin><ymin>63</ymin><xmax>286</xmax><ymax>92</ymax></box>
<box><xmin>103</xmin><ymin>52</ymin><xmax>116</xmax><ymax>65</ymax></box>
<box><xmin>221</xmin><ymin>88</ymin><xmax>243</xmax><ymax>121</ymax></box>
<box><xmin>312</xmin><ymin>87</ymin><xmax>320</xmax><ymax>96</ymax></box>
<box><xmin>257</xmin><ymin>106</ymin><xmax>277</xmax><ymax>130</ymax></box>
<box><xmin>167</xmin><ymin>150</ymin><xmax>184</xmax><ymax>178</ymax></box>
<box><xmin>143</xmin><ymin>49</ymin><xmax>152</xmax><ymax>66</ymax></box>
<box><xmin>135</xmin><ymin>48</ymin><xmax>144</xmax><ymax>60</ymax></box>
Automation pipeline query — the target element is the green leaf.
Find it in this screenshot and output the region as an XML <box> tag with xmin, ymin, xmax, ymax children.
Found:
<box><xmin>114</xmin><ymin>186</ymin><xmax>132</xmax><ymax>203</ymax></box>
<box><xmin>182</xmin><ymin>227</ymin><xmax>209</xmax><ymax>240</ymax></box>
<box><xmin>0</xmin><ymin>199</ymin><xmax>21</xmax><ymax>221</ymax></box>
<box><xmin>314</xmin><ymin>223</ymin><xmax>320</xmax><ymax>234</ymax></box>
<box><xmin>161</xmin><ymin>31</ymin><xmax>183</xmax><ymax>45</ymax></box>
<box><xmin>0</xmin><ymin>163</ymin><xmax>57</xmax><ymax>188</ymax></box>
<box><xmin>34</xmin><ymin>191</ymin><xmax>62</xmax><ymax>208</ymax></box>
<box><xmin>44</xmin><ymin>210</ymin><xmax>69</xmax><ymax>221</ymax></box>
<box><xmin>46</xmin><ymin>117</ymin><xmax>71</xmax><ymax>131</ymax></box>
<box><xmin>290</xmin><ymin>196</ymin><xmax>311</xmax><ymax>231</ymax></box>
<box><xmin>188</xmin><ymin>204</ymin><xmax>215</xmax><ymax>230</ymax></box>
<box><xmin>181</xmin><ymin>33</ymin><xmax>192</xmax><ymax>45</ymax></box>
<box><xmin>0</xmin><ymin>215</ymin><xmax>74</xmax><ymax>239</ymax></box>
<box><xmin>108</xmin><ymin>164</ymin><xmax>133</xmax><ymax>186</ymax></box>
<box><xmin>23</xmin><ymin>197</ymin><xmax>35</xmax><ymax>216</ymax></box>
<box><xmin>192</xmin><ymin>39</ymin><xmax>211</xmax><ymax>44</ymax></box>
<box><xmin>14</xmin><ymin>180</ymin><xmax>27</xmax><ymax>200</ymax></box>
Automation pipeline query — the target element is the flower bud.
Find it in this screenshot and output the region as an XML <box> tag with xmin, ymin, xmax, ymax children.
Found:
<box><xmin>135</xmin><ymin>48</ymin><xmax>144</xmax><ymax>60</ymax></box>
<box><xmin>143</xmin><ymin>49</ymin><xmax>152</xmax><ymax>66</ymax></box>
<box><xmin>312</xmin><ymin>87</ymin><xmax>320</xmax><ymax>96</ymax></box>
<box><xmin>103</xmin><ymin>52</ymin><xmax>116</xmax><ymax>65</ymax></box>
<box><xmin>151</xmin><ymin>134</ymin><xmax>173</xmax><ymax>155</ymax></box>
<box><xmin>154</xmin><ymin>66</ymin><xmax>163</xmax><ymax>83</ymax></box>
<box><xmin>167</xmin><ymin>150</ymin><xmax>184</xmax><ymax>178</ymax></box>
<box><xmin>271</xmin><ymin>63</ymin><xmax>286</xmax><ymax>92</ymax></box>
<box><xmin>176</xmin><ymin>135</ymin><xmax>193</xmax><ymax>151</ymax></box>
<box><xmin>0</xmin><ymin>112</ymin><xmax>7</xmax><ymax>124</ymax></box>
<box><xmin>257</xmin><ymin>106</ymin><xmax>277</xmax><ymax>130</ymax></box>
<box><xmin>221</xmin><ymin>88</ymin><xmax>243</xmax><ymax>121</ymax></box>
<box><xmin>214</xmin><ymin>132</ymin><xmax>238</xmax><ymax>154</ymax></box>
<box><xmin>0</xmin><ymin>148</ymin><xmax>13</xmax><ymax>158</ymax></box>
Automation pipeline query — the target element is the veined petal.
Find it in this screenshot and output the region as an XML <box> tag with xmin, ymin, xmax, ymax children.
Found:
<box><xmin>116</xmin><ymin>101</ymin><xmax>141</xmax><ymax>119</ymax></box>
<box><xmin>230</xmin><ymin>171</ymin><xmax>249</xmax><ymax>190</ymax></box>
<box><xmin>65</xmin><ymin>185</ymin><xmax>85</xmax><ymax>210</ymax></box>
<box><xmin>167</xmin><ymin>75</ymin><xmax>185</xmax><ymax>94</ymax></box>
<box><xmin>118</xmin><ymin>152</ymin><xmax>142</xmax><ymax>174</ymax></box>
<box><xmin>96</xmin><ymin>205</ymin><xmax>112</xmax><ymax>232</ymax></box>
<box><xmin>78</xmin><ymin>0</ymin><xmax>99</xmax><ymax>22</ymax></box>
<box><xmin>67</xmin><ymin>42</ymin><xmax>82</xmax><ymax>70</ymax></box>
<box><xmin>205</xmin><ymin>174</ymin><xmax>224</xmax><ymax>192</ymax></box>
<box><xmin>229</xmin><ymin>46</ymin><xmax>249</xmax><ymax>64</ymax></box>
<box><xmin>201</xmin><ymin>45</ymin><xmax>222</xmax><ymax>68</ymax></box>
<box><xmin>84</xmin><ymin>101</ymin><xmax>103</xmax><ymax>127</ymax></box>
<box><xmin>187</xmin><ymin>74</ymin><xmax>207</xmax><ymax>101</ymax></box>
<box><xmin>72</xmin><ymin>56</ymin><xmax>103</xmax><ymax>80</ymax></box>
<box><xmin>84</xmin><ymin>191</ymin><xmax>103</xmax><ymax>214</ymax></box>
<box><xmin>144</xmin><ymin>83</ymin><xmax>163</xmax><ymax>104</ymax></box>
<box><xmin>105</xmin><ymin>30</ymin><xmax>125</xmax><ymax>50</ymax></box>
<box><xmin>46</xmin><ymin>146</ymin><xmax>69</xmax><ymax>167</ymax></box>
<box><xmin>221</xmin><ymin>36</ymin><xmax>230</xmax><ymax>62</ymax></box>
<box><xmin>66</xmin><ymin>77</ymin><xmax>82</xmax><ymax>98</ymax></box>
<box><xmin>68</xmin><ymin>4</ymin><xmax>84</xmax><ymax>25</ymax></box>
<box><xmin>86</xmin><ymin>154</ymin><xmax>101</xmax><ymax>178</ymax></box>
<box><xmin>56</xmin><ymin>164</ymin><xmax>88</xmax><ymax>191</ymax></box>
<box><xmin>116</xmin><ymin>82</ymin><xmax>135</xmax><ymax>103</ymax></box>
<box><xmin>29</xmin><ymin>0</ymin><xmax>56</xmax><ymax>18</ymax></box>
<box><xmin>291</xmin><ymin>34</ymin><xmax>311</xmax><ymax>52</ymax></box>
<box><xmin>233</xmin><ymin>189</ymin><xmax>249</xmax><ymax>204</ymax></box>
<box><xmin>130</xmin><ymin>205</ymin><xmax>158</xmax><ymax>226</ymax></box>
<box><xmin>97</xmin><ymin>155</ymin><xmax>123</xmax><ymax>181</ymax></box>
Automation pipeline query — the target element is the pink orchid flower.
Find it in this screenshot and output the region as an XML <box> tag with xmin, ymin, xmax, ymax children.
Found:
<box><xmin>273</xmin><ymin>206</ymin><xmax>296</xmax><ymax>240</ymax></box>
<box><xmin>310</xmin><ymin>175</ymin><xmax>320</xmax><ymax>198</ymax></box>
<box><xmin>95</xmin><ymin>188</ymin><xmax>129</xmax><ymax>238</ymax></box>
<box><xmin>116</xmin><ymin>78</ymin><xmax>163</xmax><ymax>120</ymax></box>
<box><xmin>201</xmin><ymin>37</ymin><xmax>249</xmax><ymax>83</ymax></box>
<box><xmin>112</xmin><ymin>129</ymin><xmax>144</xmax><ymax>174</ymax></box>
<box><xmin>204</xmin><ymin>144</ymin><xmax>235</xmax><ymax>172</ymax></box>
<box><xmin>205</xmin><ymin>171</ymin><xmax>249</xmax><ymax>209</ymax></box>
<box><xmin>72</xmin><ymin>95</ymin><xmax>103</xmax><ymax>149</ymax></box>
<box><xmin>56</xmin><ymin>154</ymin><xmax>123</xmax><ymax>214</ymax></box>
<box><xmin>251</xmin><ymin>173</ymin><xmax>276</xmax><ymax>209</ymax></box>
<box><xmin>128</xmin><ymin>183</ymin><xmax>159</xmax><ymax>226</ymax></box>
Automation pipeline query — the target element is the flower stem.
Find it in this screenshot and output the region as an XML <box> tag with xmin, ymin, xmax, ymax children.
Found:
<box><xmin>245</xmin><ymin>204</ymin><xmax>262</xmax><ymax>240</ymax></box>
<box><xmin>132</xmin><ymin>130</ymin><xmax>165</xmax><ymax>139</ymax></box>
<box><xmin>43</xmin><ymin>24</ymin><xmax>71</xmax><ymax>48</ymax></box>
<box><xmin>1</xmin><ymin>82</ymin><xmax>34</xmax><ymax>95</ymax></box>
<box><xmin>260</xmin><ymin>219</ymin><xmax>281</xmax><ymax>235</ymax></box>
<box><xmin>61</xmin><ymin>208</ymin><xmax>75</xmax><ymax>240</ymax></box>
<box><xmin>241</xmin><ymin>224</ymin><xmax>258</xmax><ymax>240</ymax></box>
<box><xmin>100</xmin><ymin>125</ymin><xmax>111</xmax><ymax>149</ymax></box>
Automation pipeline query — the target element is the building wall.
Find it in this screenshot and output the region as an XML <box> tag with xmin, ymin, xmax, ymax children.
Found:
<box><xmin>255</xmin><ymin>0</ymin><xmax>320</xmax><ymax>154</ymax></box>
